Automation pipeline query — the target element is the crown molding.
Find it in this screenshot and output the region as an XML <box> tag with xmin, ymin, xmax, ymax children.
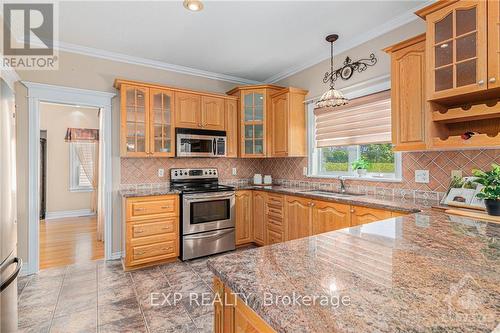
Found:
<box><xmin>1</xmin><ymin>66</ymin><xmax>21</xmax><ymax>90</ymax></box>
<box><xmin>51</xmin><ymin>40</ymin><xmax>263</xmax><ymax>86</ymax></box>
<box><xmin>263</xmin><ymin>1</ymin><xmax>434</xmax><ymax>84</ymax></box>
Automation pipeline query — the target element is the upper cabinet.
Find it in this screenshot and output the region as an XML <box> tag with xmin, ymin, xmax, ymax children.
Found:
<box><xmin>115</xmin><ymin>79</ymin><xmax>237</xmax><ymax>157</ymax></box>
<box><xmin>384</xmin><ymin>34</ymin><xmax>428</xmax><ymax>151</ymax></box>
<box><xmin>488</xmin><ymin>0</ymin><xmax>500</xmax><ymax>90</ymax></box>
<box><xmin>270</xmin><ymin>87</ymin><xmax>308</xmax><ymax>157</ymax></box>
<box><xmin>227</xmin><ymin>85</ymin><xmax>279</xmax><ymax>157</ymax></box>
<box><xmin>417</xmin><ymin>0</ymin><xmax>488</xmax><ymax>102</ymax></box>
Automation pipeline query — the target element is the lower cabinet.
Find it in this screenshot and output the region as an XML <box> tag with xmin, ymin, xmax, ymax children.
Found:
<box><xmin>214</xmin><ymin>277</ymin><xmax>276</xmax><ymax>333</ymax></box>
<box><xmin>284</xmin><ymin>196</ymin><xmax>312</xmax><ymax>241</ymax></box>
<box><xmin>252</xmin><ymin>191</ymin><xmax>267</xmax><ymax>245</ymax></box>
<box><xmin>350</xmin><ymin>206</ymin><xmax>393</xmax><ymax>226</ymax></box>
<box><xmin>124</xmin><ymin>195</ymin><xmax>179</xmax><ymax>270</ymax></box>
<box><xmin>235</xmin><ymin>191</ymin><xmax>253</xmax><ymax>245</ymax></box>
<box><xmin>311</xmin><ymin>201</ymin><xmax>351</xmax><ymax>235</ymax></box>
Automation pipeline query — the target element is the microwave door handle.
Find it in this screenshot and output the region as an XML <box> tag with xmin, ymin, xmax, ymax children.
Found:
<box><xmin>213</xmin><ymin>138</ymin><xmax>217</xmax><ymax>155</ymax></box>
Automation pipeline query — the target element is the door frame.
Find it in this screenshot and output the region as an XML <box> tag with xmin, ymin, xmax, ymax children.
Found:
<box><xmin>23</xmin><ymin>81</ymin><xmax>115</xmax><ymax>275</ymax></box>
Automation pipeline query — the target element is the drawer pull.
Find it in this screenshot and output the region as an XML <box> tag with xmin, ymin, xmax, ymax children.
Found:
<box><xmin>135</xmin><ymin>208</ymin><xmax>146</xmax><ymax>211</ymax></box>
<box><xmin>136</xmin><ymin>251</ymin><xmax>146</xmax><ymax>255</ymax></box>
<box><xmin>161</xmin><ymin>247</ymin><xmax>173</xmax><ymax>251</ymax></box>
<box><xmin>135</xmin><ymin>229</ymin><xmax>144</xmax><ymax>234</ymax></box>
<box><xmin>161</xmin><ymin>206</ymin><xmax>171</xmax><ymax>209</ymax></box>
<box><xmin>161</xmin><ymin>226</ymin><xmax>172</xmax><ymax>230</ymax></box>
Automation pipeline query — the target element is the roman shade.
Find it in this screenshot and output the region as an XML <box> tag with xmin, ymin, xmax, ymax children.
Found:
<box><xmin>314</xmin><ymin>90</ymin><xmax>391</xmax><ymax>148</ymax></box>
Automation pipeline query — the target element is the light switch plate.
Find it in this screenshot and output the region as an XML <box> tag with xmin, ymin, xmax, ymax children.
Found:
<box><xmin>232</xmin><ymin>168</ymin><xmax>237</xmax><ymax>176</ymax></box>
<box><xmin>158</xmin><ymin>168</ymin><xmax>165</xmax><ymax>178</ymax></box>
<box><xmin>415</xmin><ymin>170</ymin><xmax>429</xmax><ymax>183</ymax></box>
<box><xmin>451</xmin><ymin>170</ymin><xmax>463</xmax><ymax>179</ymax></box>
<box><xmin>303</xmin><ymin>167</ymin><xmax>308</xmax><ymax>176</ymax></box>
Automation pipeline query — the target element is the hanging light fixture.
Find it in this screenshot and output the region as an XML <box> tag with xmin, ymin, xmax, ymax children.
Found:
<box><xmin>314</xmin><ymin>34</ymin><xmax>348</xmax><ymax>111</ymax></box>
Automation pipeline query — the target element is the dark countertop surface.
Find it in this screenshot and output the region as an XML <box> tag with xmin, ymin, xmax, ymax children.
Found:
<box><xmin>207</xmin><ymin>200</ymin><xmax>500</xmax><ymax>332</ymax></box>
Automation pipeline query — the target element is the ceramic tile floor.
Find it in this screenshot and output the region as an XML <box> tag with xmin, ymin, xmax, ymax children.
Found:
<box><xmin>17</xmin><ymin>247</ymin><xmax>253</xmax><ymax>333</ymax></box>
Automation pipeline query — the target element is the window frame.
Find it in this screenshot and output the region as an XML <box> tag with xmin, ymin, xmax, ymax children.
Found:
<box><xmin>69</xmin><ymin>142</ymin><xmax>94</xmax><ymax>192</ymax></box>
<box><xmin>307</xmin><ymin>101</ymin><xmax>402</xmax><ymax>182</ymax></box>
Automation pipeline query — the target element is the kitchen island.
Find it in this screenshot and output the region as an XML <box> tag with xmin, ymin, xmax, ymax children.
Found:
<box><xmin>207</xmin><ymin>210</ymin><xmax>500</xmax><ymax>332</ymax></box>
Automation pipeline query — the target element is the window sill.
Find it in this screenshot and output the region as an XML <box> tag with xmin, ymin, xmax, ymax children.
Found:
<box><xmin>306</xmin><ymin>174</ymin><xmax>402</xmax><ymax>183</ymax></box>
<box><xmin>69</xmin><ymin>188</ymin><xmax>94</xmax><ymax>193</ymax></box>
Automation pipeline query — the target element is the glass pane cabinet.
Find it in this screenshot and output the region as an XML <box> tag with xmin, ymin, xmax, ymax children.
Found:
<box><xmin>426</xmin><ymin>0</ymin><xmax>487</xmax><ymax>100</ymax></box>
<box><xmin>122</xmin><ymin>85</ymin><xmax>149</xmax><ymax>156</ymax></box>
<box><xmin>241</xmin><ymin>90</ymin><xmax>266</xmax><ymax>156</ymax></box>
<box><xmin>120</xmin><ymin>85</ymin><xmax>175</xmax><ymax>157</ymax></box>
<box><xmin>150</xmin><ymin>89</ymin><xmax>174</xmax><ymax>157</ymax></box>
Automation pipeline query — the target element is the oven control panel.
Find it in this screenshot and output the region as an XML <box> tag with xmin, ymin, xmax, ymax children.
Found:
<box><xmin>170</xmin><ymin>168</ymin><xmax>218</xmax><ymax>180</ymax></box>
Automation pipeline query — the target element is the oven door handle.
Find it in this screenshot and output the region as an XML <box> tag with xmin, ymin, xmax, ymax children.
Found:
<box><xmin>184</xmin><ymin>192</ymin><xmax>235</xmax><ymax>200</ymax></box>
<box><xmin>184</xmin><ymin>228</ymin><xmax>233</xmax><ymax>240</ymax></box>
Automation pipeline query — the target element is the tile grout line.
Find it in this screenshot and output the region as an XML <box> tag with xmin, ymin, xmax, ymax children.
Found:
<box><xmin>129</xmin><ymin>271</ymin><xmax>152</xmax><ymax>333</ymax></box>
<box><xmin>47</xmin><ymin>266</ymin><xmax>68</xmax><ymax>333</ymax></box>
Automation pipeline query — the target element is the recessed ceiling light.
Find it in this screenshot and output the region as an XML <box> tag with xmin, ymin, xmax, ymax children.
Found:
<box><xmin>184</xmin><ymin>0</ymin><xmax>203</xmax><ymax>12</ymax></box>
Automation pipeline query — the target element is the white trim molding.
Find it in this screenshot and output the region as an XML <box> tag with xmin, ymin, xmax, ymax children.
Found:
<box><xmin>264</xmin><ymin>1</ymin><xmax>434</xmax><ymax>83</ymax></box>
<box><xmin>22</xmin><ymin>81</ymin><xmax>115</xmax><ymax>275</ymax></box>
<box><xmin>108</xmin><ymin>252</ymin><xmax>123</xmax><ymax>261</ymax></box>
<box><xmin>45</xmin><ymin>209</ymin><xmax>96</xmax><ymax>220</ymax></box>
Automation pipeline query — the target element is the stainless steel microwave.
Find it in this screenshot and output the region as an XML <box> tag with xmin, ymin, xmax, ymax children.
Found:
<box><xmin>176</xmin><ymin>128</ymin><xmax>226</xmax><ymax>157</ymax></box>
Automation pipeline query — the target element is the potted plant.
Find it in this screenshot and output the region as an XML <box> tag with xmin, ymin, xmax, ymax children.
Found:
<box><xmin>472</xmin><ymin>163</ymin><xmax>500</xmax><ymax>216</ymax></box>
<box><xmin>351</xmin><ymin>158</ymin><xmax>369</xmax><ymax>177</ymax></box>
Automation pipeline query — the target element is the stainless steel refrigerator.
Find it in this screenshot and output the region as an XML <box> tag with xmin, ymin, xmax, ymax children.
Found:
<box><xmin>0</xmin><ymin>77</ymin><xmax>22</xmax><ymax>333</ymax></box>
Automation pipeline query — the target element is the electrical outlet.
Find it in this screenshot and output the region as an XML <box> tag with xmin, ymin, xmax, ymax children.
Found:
<box><xmin>415</xmin><ymin>170</ymin><xmax>429</xmax><ymax>183</ymax></box>
<box><xmin>158</xmin><ymin>168</ymin><xmax>165</xmax><ymax>178</ymax></box>
<box><xmin>232</xmin><ymin>168</ymin><xmax>237</xmax><ymax>176</ymax></box>
<box><xmin>303</xmin><ymin>167</ymin><xmax>308</xmax><ymax>176</ymax></box>
<box><xmin>451</xmin><ymin>170</ymin><xmax>463</xmax><ymax>179</ymax></box>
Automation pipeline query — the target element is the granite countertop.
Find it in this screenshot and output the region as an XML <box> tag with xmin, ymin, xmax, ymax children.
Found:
<box><xmin>119</xmin><ymin>187</ymin><xmax>180</xmax><ymax>197</ymax></box>
<box><xmin>235</xmin><ymin>184</ymin><xmax>426</xmax><ymax>214</ymax></box>
<box><xmin>208</xmin><ymin>209</ymin><xmax>500</xmax><ymax>332</ymax></box>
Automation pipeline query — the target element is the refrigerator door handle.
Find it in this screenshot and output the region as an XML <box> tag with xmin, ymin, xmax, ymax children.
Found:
<box><xmin>0</xmin><ymin>257</ymin><xmax>22</xmax><ymax>292</ymax></box>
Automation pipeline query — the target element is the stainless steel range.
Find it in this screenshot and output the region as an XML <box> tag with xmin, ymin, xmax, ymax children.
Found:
<box><xmin>170</xmin><ymin>168</ymin><xmax>235</xmax><ymax>260</ymax></box>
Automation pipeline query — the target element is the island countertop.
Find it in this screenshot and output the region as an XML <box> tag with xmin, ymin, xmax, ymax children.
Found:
<box><xmin>207</xmin><ymin>210</ymin><xmax>500</xmax><ymax>332</ymax></box>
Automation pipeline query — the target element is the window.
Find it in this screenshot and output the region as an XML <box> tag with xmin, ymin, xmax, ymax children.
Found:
<box><xmin>307</xmin><ymin>95</ymin><xmax>402</xmax><ymax>181</ymax></box>
<box><xmin>69</xmin><ymin>143</ymin><xmax>94</xmax><ymax>192</ymax></box>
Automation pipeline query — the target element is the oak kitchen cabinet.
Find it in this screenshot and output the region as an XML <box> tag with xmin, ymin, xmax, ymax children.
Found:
<box><xmin>417</xmin><ymin>0</ymin><xmax>488</xmax><ymax>101</ymax></box>
<box><xmin>174</xmin><ymin>93</ymin><xmax>225</xmax><ymax>130</ymax></box>
<box><xmin>384</xmin><ymin>34</ymin><xmax>428</xmax><ymax>151</ymax></box>
<box><xmin>235</xmin><ymin>190</ymin><xmax>253</xmax><ymax>245</ymax></box>
<box><xmin>252</xmin><ymin>191</ymin><xmax>267</xmax><ymax>245</ymax></box>
<box><xmin>269</xmin><ymin>87</ymin><xmax>308</xmax><ymax>157</ymax></box>
<box><xmin>265</xmin><ymin>193</ymin><xmax>285</xmax><ymax>245</ymax></box>
<box><xmin>350</xmin><ymin>205</ymin><xmax>393</xmax><ymax>227</ymax></box>
<box><xmin>284</xmin><ymin>195</ymin><xmax>312</xmax><ymax>241</ymax></box>
<box><xmin>226</xmin><ymin>85</ymin><xmax>283</xmax><ymax>157</ymax></box>
<box><xmin>123</xmin><ymin>194</ymin><xmax>179</xmax><ymax>270</ymax></box>
<box><xmin>311</xmin><ymin>200</ymin><xmax>351</xmax><ymax>235</ymax></box>
<box><xmin>225</xmin><ymin>99</ymin><xmax>239</xmax><ymax>157</ymax></box>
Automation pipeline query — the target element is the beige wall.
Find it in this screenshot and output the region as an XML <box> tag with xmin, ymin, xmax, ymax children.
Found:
<box><xmin>275</xmin><ymin>20</ymin><xmax>425</xmax><ymax>98</ymax></box>
<box><xmin>40</xmin><ymin>103</ymin><xmax>99</xmax><ymax>213</ymax></box>
<box><xmin>15</xmin><ymin>50</ymin><xmax>237</xmax><ymax>262</ymax></box>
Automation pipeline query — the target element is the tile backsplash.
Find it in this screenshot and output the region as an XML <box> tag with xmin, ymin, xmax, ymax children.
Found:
<box><xmin>121</xmin><ymin>149</ymin><xmax>500</xmax><ymax>194</ymax></box>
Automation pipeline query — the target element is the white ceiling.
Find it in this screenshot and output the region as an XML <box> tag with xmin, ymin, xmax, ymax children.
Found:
<box><xmin>57</xmin><ymin>1</ymin><xmax>428</xmax><ymax>83</ymax></box>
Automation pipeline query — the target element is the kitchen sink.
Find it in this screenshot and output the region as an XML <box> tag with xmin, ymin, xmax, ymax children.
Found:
<box><xmin>298</xmin><ymin>190</ymin><xmax>365</xmax><ymax>197</ymax></box>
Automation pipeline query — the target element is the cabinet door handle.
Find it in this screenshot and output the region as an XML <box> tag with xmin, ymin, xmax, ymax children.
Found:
<box><xmin>350</xmin><ymin>209</ymin><xmax>355</xmax><ymax>213</ymax></box>
<box><xmin>478</xmin><ymin>80</ymin><xmax>485</xmax><ymax>85</ymax></box>
<box><xmin>489</xmin><ymin>77</ymin><xmax>496</xmax><ymax>83</ymax></box>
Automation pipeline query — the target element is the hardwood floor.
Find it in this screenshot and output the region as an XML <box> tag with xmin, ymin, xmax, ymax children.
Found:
<box><xmin>39</xmin><ymin>216</ymin><xmax>104</xmax><ymax>270</ymax></box>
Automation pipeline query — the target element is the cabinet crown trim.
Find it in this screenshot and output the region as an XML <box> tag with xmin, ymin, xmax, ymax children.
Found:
<box><xmin>383</xmin><ymin>33</ymin><xmax>426</xmax><ymax>54</ymax></box>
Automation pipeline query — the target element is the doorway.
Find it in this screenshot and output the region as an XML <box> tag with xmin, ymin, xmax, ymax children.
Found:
<box><xmin>23</xmin><ymin>82</ymin><xmax>115</xmax><ymax>275</ymax></box>
<box><xmin>38</xmin><ymin>102</ymin><xmax>103</xmax><ymax>269</ymax></box>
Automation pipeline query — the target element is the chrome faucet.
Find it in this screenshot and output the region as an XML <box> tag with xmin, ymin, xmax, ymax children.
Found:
<box><xmin>339</xmin><ymin>176</ymin><xmax>347</xmax><ymax>193</ymax></box>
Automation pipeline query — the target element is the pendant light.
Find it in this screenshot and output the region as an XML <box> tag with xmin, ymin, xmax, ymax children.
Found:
<box><xmin>314</xmin><ymin>34</ymin><xmax>348</xmax><ymax>111</ymax></box>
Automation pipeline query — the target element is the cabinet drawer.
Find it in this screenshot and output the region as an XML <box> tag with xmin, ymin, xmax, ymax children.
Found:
<box><xmin>267</xmin><ymin>228</ymin><xmax>284</xmax><ymax>245</ymax></box>
<box><xmin>131</xmin><ymin>218</ymin><xmax>176</xmax><ymax>239</ymax></box>
<box><xmin>126</xmin><ymin>196</ymin><xmax>178</xmax><ymax>221</ymax></box>
<box><xmin>267</xmin><ymin>216</ymin><xmax>283</xmax><ymax>229</ymax></box>
<box><xmin>266</xmin><ymin>194</ymin><xmax>284</xmax><ymax>207</ymax></box>
<box><xmin>266</xmin><ymin>206</ymin><xmax>283</xmax><ymax>219</ymax></box>
<box><xmin>132</xmin><ymin>240</ymin><xmax>176</xmax><ymax>262</ymax></box>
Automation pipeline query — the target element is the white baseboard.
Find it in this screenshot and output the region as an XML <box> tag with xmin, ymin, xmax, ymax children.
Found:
<box><xmin>108</xmin><ymin>252</ymin><xmax>122</xmax><ymax>260</ymax></box>
<box><xmin>45</xmin><ymin>209</ymin><xmax>96</xmax><ymax>220</ymax></box>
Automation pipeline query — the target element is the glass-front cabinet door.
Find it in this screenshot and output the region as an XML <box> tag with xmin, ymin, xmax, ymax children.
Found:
<box><xmin>241</xmin><ymin>90</ymin><xmax>265</xmax><ymax>157</ymax></box>
<box><xmin>426</xmin><ymin>0</ymin><xmax>487</xmax><ymax>100</ymax></box>
<box><xmin>150</xmin><ymin>89</ymin><xmax>174</xmax><ymax>157</ymax></box>
<box><xmin>121</xmin><ymin>85</ymin><xmax>149</xmax><ymax>157</ymax></box>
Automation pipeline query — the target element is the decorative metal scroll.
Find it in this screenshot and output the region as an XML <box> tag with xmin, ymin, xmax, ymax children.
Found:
<box><xmin>323</xmin><ymin>53</ymin><xmax>378</xmax><ymax>85</ymax></box>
